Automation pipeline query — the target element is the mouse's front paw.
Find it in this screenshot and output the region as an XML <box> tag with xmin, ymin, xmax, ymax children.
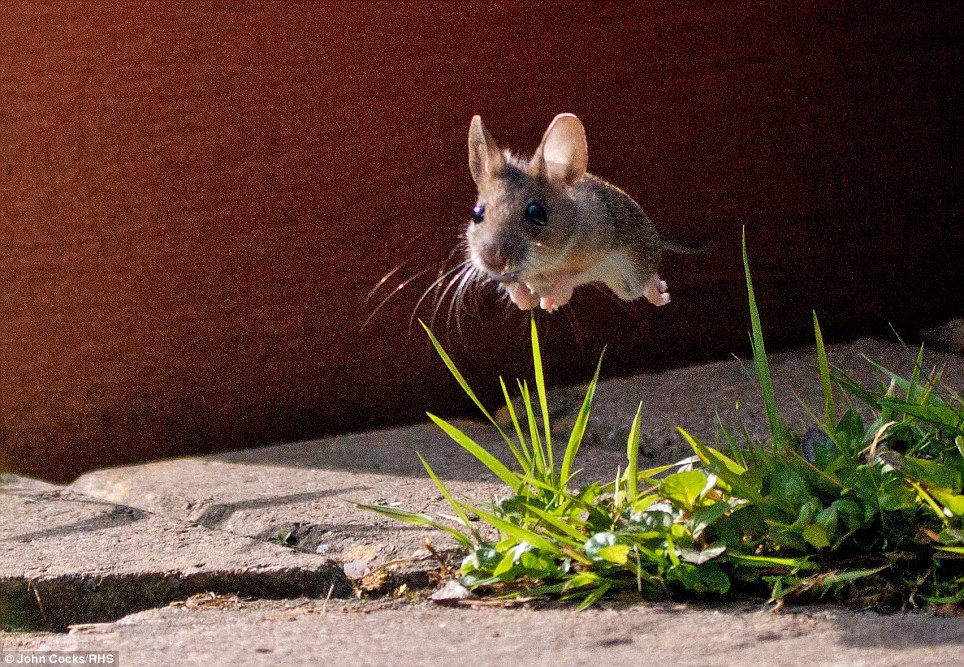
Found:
<box><xmin>506</xmin><ymin>282</ymin><xmax>540</xmax><ymax>310</ymax></box>
<box><xmin>537</xmin><ymin>280</ymin><xmax>574</xmax><ymax>313</ymax></box>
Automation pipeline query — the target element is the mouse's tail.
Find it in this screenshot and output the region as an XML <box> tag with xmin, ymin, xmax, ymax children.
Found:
<box><xmin>662</xmin><ymin>236</ymin><xmax>708</xmax><ymax>254</ymax></box>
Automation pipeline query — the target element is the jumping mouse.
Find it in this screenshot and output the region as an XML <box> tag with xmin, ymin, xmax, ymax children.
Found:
<box><xmin>466</xmin><ymin>113</ymin><xmax>703</xmax><ymax>312</ymax></box>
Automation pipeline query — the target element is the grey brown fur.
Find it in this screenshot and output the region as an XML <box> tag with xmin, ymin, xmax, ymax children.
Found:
<box><xmin>466</xmin><ymin>113</ymin><xmax>701</xmax><ymax>312</ymax></box>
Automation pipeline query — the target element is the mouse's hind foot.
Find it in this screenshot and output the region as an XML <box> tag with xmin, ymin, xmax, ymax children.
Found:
<box><xmin>642</xmin><ymin>273</ymin><xmax>670</xmax><ymax>306</ymax></box>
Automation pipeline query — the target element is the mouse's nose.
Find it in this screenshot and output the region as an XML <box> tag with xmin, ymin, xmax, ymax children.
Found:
<box><xmin>475</xmin><ymin>235</ymin><xmax>528</xmax><ymax>278</ymax></box>
<box><xmin>479</xmin><ymin>243</ymin><xmax>509</xmax><ymax>272</ymax></box>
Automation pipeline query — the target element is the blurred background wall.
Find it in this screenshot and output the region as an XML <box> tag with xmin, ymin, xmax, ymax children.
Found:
<box><xmin>1</xmin><ymin>2</ymin><xmax>961</xmax><ymax>481</ymax></box>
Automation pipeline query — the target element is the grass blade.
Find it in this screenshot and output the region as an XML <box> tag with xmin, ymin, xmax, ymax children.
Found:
<box><xmin>417</xmin><ymin>452</ymin><xmax>480</xmax><ymax>540</ymax></box>
<box><xmin>626</xmin><ymin>403</ymin><xmax>643</xmax><ymax>503</ymax></box>
<box><xmin>742</xmin><ymin>228</ymin><xmax>782</xmax><ymax>446</ymax></box>
<box><xmin>357</xmin><ymin>503</ymin><xmax>473</xmax><ymax>549</ymax></box>
<box><xmin>421</xmin><ymin>321</ymin><xmax>521</xmax><ymax>457</ymax></box>
<box><xmin>559</xmin><ymin>349</ymin><xmax>606</xmax><ymax>485</ymax></box>
<box><xmin>500</xmin><ymin>377</ymin><xmax>532</xmax><ymax>467</ymax></box>
<box><xmin>728</xmin><ymin>553</ymin><xmax>818</xmax><ymax>570</ymax></box>
<box><xmin>519</xmin><ymin>379</ymin><xmax>549</xmax><ymax>480</ymax></box>
<box><xmin>470</xmin><ymin>505</ymin><xmax>563</xmax><ymax>554</ymax></box>
<box><xmin>907</xmin><ymin>343</ymin><xmax>924</xmax><ymax>403</ymax></box>
<box><xmin>576</xmin><ymin>583</ymin><xmax>612</xmax><ymax>611</ymax></box>
<box><xmin>427</xmin><ymin>413</ymin><xmax>522</xmax><ymax>490</ymax></box>
<box><xmin>519</xmin><ymin>503</ymin><xmax>587</xmax><ymax>547</ymax></box>
<box><xmin>530</xmin><ymin>314</ymin><xmax>554</xmax><ymax>470</ymax></box>
<box><xmin>813</xmin><ymin>312</ymin><xmax>835</xmax><ymax>430</ymax></box>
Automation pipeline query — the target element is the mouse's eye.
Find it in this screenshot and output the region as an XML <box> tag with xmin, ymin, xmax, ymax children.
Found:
<box><xmin>525</xmin><ymin>202</ymin><xmax>547</xmax><ymax>226</ymax></box>
<box><xmin>471</xmin><ymin>204</ymin><xmax>485</xmax><ymax>224</ymax></box>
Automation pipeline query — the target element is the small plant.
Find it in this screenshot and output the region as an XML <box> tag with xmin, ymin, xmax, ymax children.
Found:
<box><xmin>363</xmin><ymin>232</ymin><xmax>964</xmax><ymax>609</ymax></box>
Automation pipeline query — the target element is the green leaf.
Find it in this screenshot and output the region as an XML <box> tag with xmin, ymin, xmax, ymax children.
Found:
<box><xmin>836</xmin><ymin>409</ymin><xmax>865</xmax><ymax>448</ymax></box>
<box><xmin>519</xmin><ymin>550</ymin><xmax>553</xmax><ymax>573</ymax></box>
<box><xmin>659</xmin><ymin>470</ymin><xmax>708</xmax><ymax>511</ymax></box>
<box><xmin>689</xmin><ymin>501</ymin><xmax>731</xmax><ymax>540</ymax></box>
<box><xmin>668</xmin><ymin>562</ymin><xmax>700</xmax><ymax>589</ymax></box>
<box><xmin>923</xmin><ymin>587</ymin><xmax>964</xmax><ymax>604</ymax></box>
<box><xmin>701</xmin><ymin>565</ymin><xmax>732</xmax><ymax>594</ymax></box>
<box><xmin>563</xmin><ymin>572</ymin><xmax>603</xmax><ymax>591</ymax></box>
<box><xmin>679</xmin><ymin>429</ymin><xmax>764</xmax><ymax>504</ymax></box>
<box><xmin>768</xmin><ymin>463</ymin><xmax>811</xmax><ymax>513</ymax></box>
<box><xmin>882</xmin><ymin>400</ymin><xmax>964</xmax><ymax>437</ymax></box>
<box><xmin>576</xmin><ymin>583</ymin><xmax>612</xmax><ymax>611</ymax></box>
<box><xmin>585</xmin><ymin>532</ymin><xmax>618</xmax><ymax>561</ymax></box>
<box><xmin>597</xmin><ymin>544</ymin><xmax>631</xmax><ymax>565</ymax></box>
<box><xmin>907</xmin><ymin>479</ymin><xmax>948</xmax><ymax>523</ymax></box>
<box><xmin>935</xmin><ymin>546</ymin><xmax>964</xmax><ymax>557</ymax></box>
<box><xmin>829</xmin><ymin>499</ymin><xmax>865</xmax><ymax>533</ymax></box>
<box><xmin>897</xmin><ymin>455</ymin><xmax>961</xmax><ymax>491</ymax></box>
<box><xmin>803</xmin><ymin>523</ymin><xmax>830</xmax><ymax>549</ymax></box>
<box><xmin>463</xmin><ymin>544</ymin><xmax>502</xmax><ymax>573</ymax></box>
<box><xmin>814</xmin><ymin>505</ymin><xmax>839</xmax><ymax>535</ymax></box>
<box><xmin>493</xmin><ymin>550</ymin><xmax>518</xmax><ymax>578</ymax></box>
<box><xmin>818</xmin><ymin>566</ymin><xmax>887</xmax><ymax>584</ymax></box>
<box><xmin>928</xmin><ymin>487</ymin><xmax>964</xmax><ymax>517</ymax></box>
<box><xmin>878</xmin><ymin>475</ymin><xmax>918</xmax><ymax>512</ymax></box>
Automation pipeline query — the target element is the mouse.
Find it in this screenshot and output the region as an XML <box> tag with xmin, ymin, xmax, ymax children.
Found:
<box><xmin>466</xmin><ymin>113</ymin><xmax>704</xmax><ymax>312</ymax></box>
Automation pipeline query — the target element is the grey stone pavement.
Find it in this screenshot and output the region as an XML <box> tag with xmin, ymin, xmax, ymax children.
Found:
<box><xmin>1</xmin><ymin>339</ymin><xmax>962</xmax><ymax>665</ymax></box>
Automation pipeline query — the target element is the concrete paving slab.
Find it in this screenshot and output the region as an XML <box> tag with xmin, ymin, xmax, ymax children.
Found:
<box><xmin>0</xmin><ymin>476</ymin><xmax>349</xmax><ymax>630</ymax></box>
<box><xmin>2</xmin><ymin>338</ymin><xmax>960</xmax><ymax>653</ymax></box>
<box><xmin>9</xmin><ymin>598</ymin><xmax>964</xmax><ymax>667</ymax></box>
<box><xmin>70</xmin><ymin>423</ymin><xmax>511</xmax><ymax>571</ymax></box>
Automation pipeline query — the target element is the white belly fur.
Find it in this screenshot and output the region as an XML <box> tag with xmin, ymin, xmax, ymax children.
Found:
<box><xmin>575</xmin><ymin>250</ymin><xmax>646</xmax><ymax>300</ymax></box>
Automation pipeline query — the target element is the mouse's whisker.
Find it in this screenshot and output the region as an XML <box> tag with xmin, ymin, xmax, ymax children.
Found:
<box><xmin>362</xmin><ymin>263</ymin><xmax>438</xmax><ymax>331</ymax></box>
<box><xmin>402</xmin><ymin>230</ymin><xmax>432</xmax><ymax>250</ymax></box>
<box><xmin>366</xmin><ymin>258</ymin><xmax>414</xmax><ymax>303</ymax></box>
<box><xmin>412</xmin><ymin>259</ymin><xmax>471</xmax><ymax>333</ymax></box>
<box><xmin>429</xmin><ymin>261</ymin><xmax>472</xmax><ymax>333</ymax></box>
<box><xmin>450</xmin><ymin>262</ymin><xmax>479</xmax><ymax>336</ymax></box>
<box><xmin>414</xmin><ymin>255</ymin><xmax>464</xmax><ymax>300</ymax></box>
<box><xmin>451</xmin><ymin>264</ymin><xmax>480</xmax><ymax>337</ymax></box>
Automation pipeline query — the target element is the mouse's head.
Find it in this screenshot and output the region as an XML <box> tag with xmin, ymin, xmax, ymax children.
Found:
<box><xmin>465</xmin><ymin>113</ymin><xmax>588</xmax><ymax>285</ymax></box>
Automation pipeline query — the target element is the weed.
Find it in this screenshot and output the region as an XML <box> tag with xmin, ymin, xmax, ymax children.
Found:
<box><xmin>363</xmin><ymin>232</ymin><xmax>963</xmax><ymax>609</ymax></box>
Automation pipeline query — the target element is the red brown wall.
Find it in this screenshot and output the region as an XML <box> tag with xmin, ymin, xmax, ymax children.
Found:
<box><xmin>1</xmin><ymin>2</ymin><xmax>961</xmax><ymax>481</ymax></box>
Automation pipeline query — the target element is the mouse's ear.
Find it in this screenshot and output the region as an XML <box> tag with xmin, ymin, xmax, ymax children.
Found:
<box><xmin>468</xmin><ymin>116</ymin><xmax>505</xmax><ymax>185</ymax></box>
<box><xmin>531</xmin><ymin>113</ymin><xmax>588</xmax><ymax>186</ymax></box>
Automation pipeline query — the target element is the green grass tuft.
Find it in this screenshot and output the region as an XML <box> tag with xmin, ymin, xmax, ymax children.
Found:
<box><xmin>366</xmin><ymin>236</ymin><xmax>964</xmax><ymax>609</ymax></box>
